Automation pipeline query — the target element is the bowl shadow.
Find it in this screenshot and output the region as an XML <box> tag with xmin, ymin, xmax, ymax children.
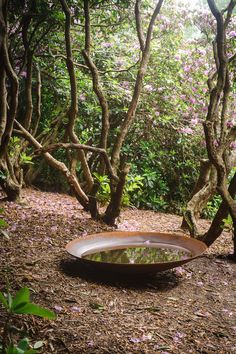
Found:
<box><xmin>59</xmin><ymin>257</ymin><xmax>181</xmax><ymax>291</ymax></box>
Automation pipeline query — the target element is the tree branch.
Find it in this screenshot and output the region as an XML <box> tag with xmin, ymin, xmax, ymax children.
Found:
<box><xmin>60</xmin><ymin>0</ymin><xmax>94</xmax><ymax>190</ymax></box>
<box><xmin>83</xmin><ymin>0</ymin><xmax>110</xmax><ymax>152</ymax></box>
<box><xmin>14</xmin><ymin>120</ymin><xmax>89</xmax><ymax>206</ymax></box>
<box><xmin>111</xmin><ymin>0</ymin><xmax>164</xmax><ymax>170</ymax></box>
<box><xmin>38</xmin><ymin>142</ymin><xmax>119</xmax><ymax>182</ymax></box>
<box><xmin>135</xmin><ymin>0</ymin><xmax>145</xmax><ymax>52</ymax></box>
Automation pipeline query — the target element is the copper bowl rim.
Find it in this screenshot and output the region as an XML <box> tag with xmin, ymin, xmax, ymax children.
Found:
<box><xmin>65</xmin><ymin>231</ymin><xmax>208</xmax><ymax>270</ymax></box>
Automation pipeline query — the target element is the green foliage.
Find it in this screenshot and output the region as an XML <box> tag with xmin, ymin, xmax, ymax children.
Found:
<box><xmin>4</xmin><ymin>338</ymin><xmax>37</xmax><ymax>354</ymax></box>
<box><xmin>0</xmin><ymin>287</ymin><xmax>56</xmax><ymax>319</ymax></box>
<box><xmin>0</xmin><ymin>287</ymin><xmax>56</xmax><ymax>353</ymax></box>
<box><xmin>94</xmin><ymin>172</ymin><xmax>143</xmax><ymax>207</ymax></box>
<box><xmin>123</xmin><ymin>175</ymin><xmax>144</xmax><ymax>207</ymax></box>
<box><xmin>5</xmin><ymin>0</ymin><xmax>235</xmax><ymax>220</ymax></box>
<box><xmin>0</xmin><ymin>170</ymin><xmax>7</xmax><ymax>180</ymax></box>
<box><xmin>93</xmin><ymin>173</ymin><xmax>111</xmax><ymax>205</ymax></box>
<box><xmin>3</xmin><ymin>337</ymin><xmax>44</xmax><ymax>354</ymax></box>
<box><xmin>0</xmin><ymin>218</ymin><xmax>8</xmax><ymax>229</ymax></box>
<box><xmin>20</xmin><ymin>153</ymin><xmax>33</xmax><ymax>165</ymax></box>
<box><xmin>0</xmin><ymin>209</ymin><xmax>9</xmax><ymax>239</ymax></box>
<box><xmin>222</xmin><ymin>214</ymin><xmax>233</xmax><ymax>232</ymax></box>
<box><xmin>202</xmin><ymin>195</ymin><xmax>222</xmax><ymax>219</ymax></box>
<box><xmin>8</xmin><ymin>138</ymin><xmax>33</xmax><ymax>166</ymax></box>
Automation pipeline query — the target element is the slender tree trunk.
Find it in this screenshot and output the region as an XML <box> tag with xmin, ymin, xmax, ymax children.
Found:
<box><xmin>60</xmin><ymin>0</ymin><xmax>94</xmax><ymax>191</ymax></box>
<box><xmin>0</xmin><ymin>54</ymin><xmax>7</xmax><ymax>145</ymax></box>
<box><xmin>181</xmin><ymin>160</ymin><xmax>217</xmax><ymax>235</ymax></box>
<box><xmin>24</xmin><ymin>51</ymin><xmax>33</xmax><ymax>130</ymax></box>
<box><xmin>200</xmin><ymin>0</ymin><xmax>236</xmax><ymax>257</ymax></box>
<box><xmin>111</xmin><ymin>0</ymin><xmax>164</xmax><ymax>171</ymax></box>
<box><xmin>102</xmin><ymin>163</ymin><xmax>130</xmax><ymax>225</ymax></box>
<box><xmin>203</xmin><ymin>171</ymin><xmax>236</xmax><ymax>246</ymax></box>
<box><xmin>0</xmin><ymin>0</ymin><xmax>21</xmax><ymax>202</ymax></box>
<box><xmin>32</xmin><ymin>65</ymin><xmax>42</xmax><ymax>136</ymax></box>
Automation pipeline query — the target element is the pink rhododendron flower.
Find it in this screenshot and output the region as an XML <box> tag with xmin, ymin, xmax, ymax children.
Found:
<box><xmin>229</xmin><ymin>30</ymin><xmax>236</xmax><ymax>37</ymax></box>
<box><xmin>145</xmin><ymin>84</ymin><xmax>153</xmax><ymax>92</ymax></box>
<box><xmin>116</xmin><ymin>59</ymin><xmax>124</xmax><ymax>66</ymax></box>
<box><xmin>122</xmin><ymin>81</ymin><xmax>129</xmax><ymax>89</ymax></box>
<box><xmin>54</xmin><ymin>305</ymin><xmax>63</xmax><ymax>313</ymax></box>
<box><xmin>133</xmin><ymin>43</ymin><xmax>140</xmax><ymax>49</ymax></box>
<box><xmin>226</xmin><ymin>120</ymin><xmax>234</xmax><ymax>128</ymax></box>
<box><xmin>197</xmin><ymin>281</ymin><xmax>204</xmax><ymax>286</ymax></box>
<box><xmin>71</xmin><ymin>306</ymin><xmax>82</xmax><ymax>312</ymax></box>
<box><xmin>183</xmin><ymin>65</ymin><xmax>191</xmax><ymax>73</ymax></box>
<box><xmin>79</xmin><ymin>94</ymin><xmax>86</xmax><ymax>101</ymax></box>
<box><xmin>180</xmin><ymin>127</ymin><xmax>193</xmax><ymax>134</ymax></box>
<box><xmin>130</xmin><ymin>337</ymin><xmax>141</xmax><ymax>343</ymax></box>
<box><xmin>174</xmin><ymin>54</ymin><xmax>181</xmax><ymax>61</ymax></box>
<box><xmin>230</xmin><ymin>141</ymin><xmax>236</xmax><ymax>150</ymax></box>
<box><xmin>130</xmin><ymin>333</ymin><xmax>152</xmax><ymax>343</ymax></box>
<box><xmin>174</xmin><ymin>267</ymin><xmax>185</xmax><ymax>276</ymax></box>
<box><xmin>191</xmin><ymin>118</ymin><xmax>198</xmax><ymax>126</ymax></box>
<box><xmin>173</xmin><ymin>332</ymin><xmax>185</xmax><ymax>343</ymax></box>
<box><xmin>101</xmin><ymin>42</ymin><xmax>112</xmax><ymax>48</ymax></box>
<box><xmin>20</xmin><ymin>71</ymin><xmax>27</xmax><ymax>78</ymax></box>
<box><xmin>189</xmin><ymin>97</ymin><xmax>196</xmax><ymax>104</ymax></box>
<box><xmin>198</xmin><ymin>48</ymin><xmax>206</xmax><ymax>55</ymax></box>
<box><xmin>87</xmin><ymin>340</ymin><xmax>94</xmax><ymax>347</ymax></box>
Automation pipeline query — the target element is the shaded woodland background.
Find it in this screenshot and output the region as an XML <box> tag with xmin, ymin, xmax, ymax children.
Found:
<box><xmin>0</xmin><ymin>1</ymin><xmax>236</xmax><ymax>353</ymax></box>
<box><xmin>0</xmin><ymin>0</ymin><xmax>235</xmax><ymax>249</ymax></box>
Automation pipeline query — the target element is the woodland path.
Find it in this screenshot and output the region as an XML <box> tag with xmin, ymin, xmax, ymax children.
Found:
<box><xmin>0</xmin><ymin>189</ymin><xmax>235</xmax><ymax>353</ymax></box>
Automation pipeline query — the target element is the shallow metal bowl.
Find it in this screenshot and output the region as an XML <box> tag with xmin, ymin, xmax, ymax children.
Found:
<box><xmin>65</xmin><ymin>231</ymin><xmax>207</xmax><ymax>274</ymax></box>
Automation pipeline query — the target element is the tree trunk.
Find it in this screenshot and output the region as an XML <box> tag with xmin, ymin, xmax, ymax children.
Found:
<box><xmin>15</xmin><ymin>120</ymin><xmax>90</xmax><ymax>209</ymax></box>
<box><xmin>102</xmin><ymin>163</ymin><xmax>130</xmax><ymax>225</ymax></box>
<box><xmin>181</xmin><ymin>159</ymin><xmax>217</xmax><ymax>235</ymax></box>
<box><xmin>198</xmin><ymin>0</ymin><xmax>236</xmax><ymax>258</ymax></box>
<box><xmin>0</xmin><ymin>0</ymin><xmax>21</xmax><ymax>201</ymax></box>
<box><xmin>203</xmin><ymin>171</ymin><xmax>236</xmax><ymax>247</ymax></box>
<box><xmin>0</xmin><ymin>156</ymin><xmax>23</xmax><ymax>202</ymax></box>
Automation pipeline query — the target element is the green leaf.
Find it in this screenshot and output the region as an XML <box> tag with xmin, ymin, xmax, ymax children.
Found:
<box><xmin>89</xmin><ymin>302</ymin><xmax>104</xmax><ymax>311</ymax></box>
<box><xmin>0</xmin><ymin>219</ymin><xmax>8</xmax><ymax>228</ymax></box>
<box><xmin>14</xmin><ymin>303</ymin><xmax>56</xmax><ymax>319</ymax></box>
<box><xmin>0</xmin><ymin>291</ymin><xmax>8</xmax><ymax>309</ymax></box>
<box><xmin>5</xmin><ymin>344</ymin><xmax>15</xmax><ymax>354</ymax></box>
<box><xmin>8</xmin><ymin>346</ymin><xmax>36</xmax><ymax>354</ymax></box>
<box><xmin>18</xmin><ymin>338</ymin><xmax>30</xmax><ymax>351</ymax></box>
<box><xmin>12</xmin><ymin>288</ymin><xmax>30</xmax><ymax>311</ymax></box>
<box><xmin>7</xmin><ymin>292</ymin><xmax>13</xmax><ymax>310</ymax></box>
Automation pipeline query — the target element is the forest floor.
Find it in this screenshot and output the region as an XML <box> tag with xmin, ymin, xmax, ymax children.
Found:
<box><xmin>0</xmin><ymin>188</ymin><xmax>236</xmax><ymax>354</ymax></box>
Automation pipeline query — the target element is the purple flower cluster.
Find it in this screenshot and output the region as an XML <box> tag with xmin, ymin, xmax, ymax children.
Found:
<box><xmin>229</xmin><ymin>31</ymin><xmax>236</xmax><ymax>37</ymax></box>
<box><xmin>180</xmin><ymin>127</ymin><xmax>193</xmax><ymax>135</ymax></box>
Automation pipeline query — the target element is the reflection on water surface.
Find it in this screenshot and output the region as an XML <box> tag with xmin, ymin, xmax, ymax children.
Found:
<box><xmin>83</xmin><ymin>246</ymin><xmax>192</xmax><ymax>264</ymax></box>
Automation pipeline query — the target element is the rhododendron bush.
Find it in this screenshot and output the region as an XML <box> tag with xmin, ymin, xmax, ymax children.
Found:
<box><xmin>0</xmin><ymin>0</ymin><xmax>235</xmax><ymax>251</ymax></box>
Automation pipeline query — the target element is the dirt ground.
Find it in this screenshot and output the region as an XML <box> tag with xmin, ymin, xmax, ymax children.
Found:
<box><xmin>0</xmin><ymin>189</ymin><xmax>236</xmax><ymax>354</ymax></box>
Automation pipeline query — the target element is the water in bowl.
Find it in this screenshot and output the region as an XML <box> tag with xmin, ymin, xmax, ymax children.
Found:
<box><xmin>82</xmin><ymin>245</ymin><xmax>192</xmax><ymax>264</ymax></box>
